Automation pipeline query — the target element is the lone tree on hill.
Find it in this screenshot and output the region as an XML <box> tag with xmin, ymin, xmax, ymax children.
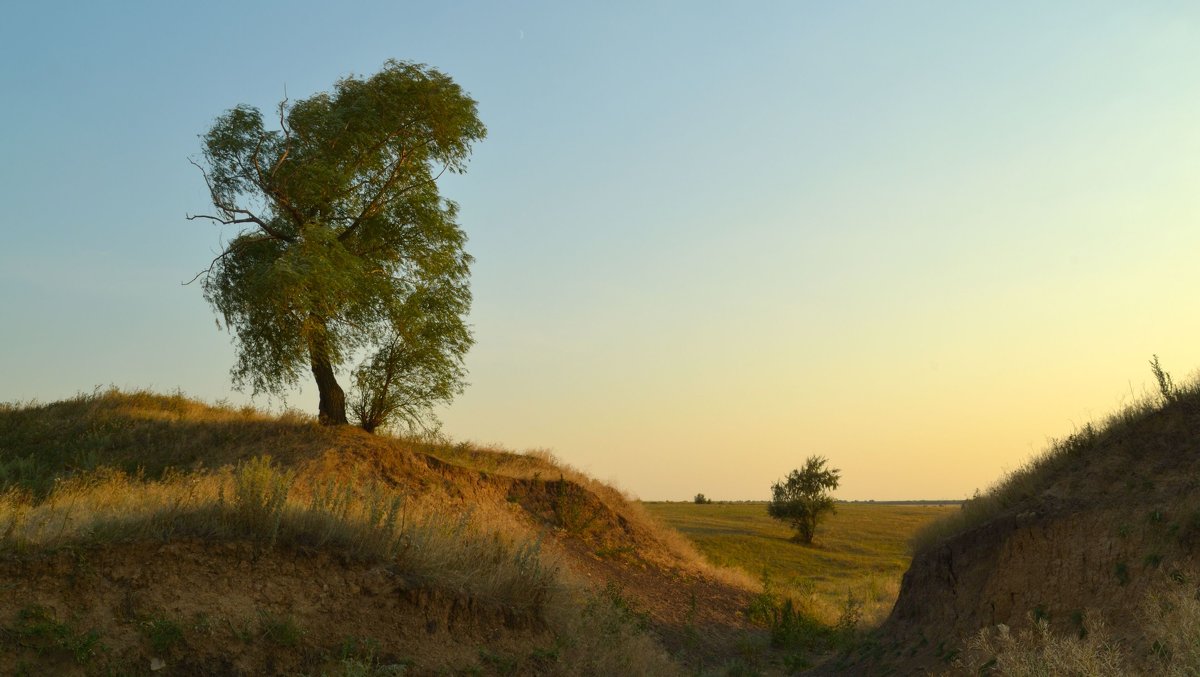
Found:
<box><xmin>767</xmin><ymin>456</ymin><xmax>841</xmax><ymax>544</ymax></box>
<box><xmin>189</xmin><ymin>60</ymin><xmax>485</xmax><ymax>429</ymax></box>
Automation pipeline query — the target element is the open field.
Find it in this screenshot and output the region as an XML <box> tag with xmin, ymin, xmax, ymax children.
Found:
<box><xmin>643</xmin><ymin>501</ymin><xmax>960</xmax><ymax>627</ymax></box>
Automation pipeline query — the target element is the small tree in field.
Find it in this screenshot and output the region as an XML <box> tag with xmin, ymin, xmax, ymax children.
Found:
<box><xmin>767</xmin><ymin>456</ymin><xmax>841</xmax><ymax>544</ymax></box>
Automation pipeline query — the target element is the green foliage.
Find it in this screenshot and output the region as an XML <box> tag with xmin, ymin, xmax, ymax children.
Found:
<box><xmin>693</xmin><ymin>493</ymin><xmax>713</xmax><ymax>504</ymax></box>
<box><xmin>142</xmin><ymin>616</ymin><xmax>185</xmax><ymax>654</ymax></box>
<box><xmin>595</xmin><ymin>582</ymin><xmax>650</xmax><ymax>632</ymax></box>
<box><xmin>767</xmin><ymin>456</ymin><xmax>841</xmax><ymax>544</ymax></box>
<box><xmin>1114</xmin><ymin>562</ymin><xmax>1131</xmax><ymax>586</ymax></box>
<box><xmin>192</xmin><ymin>59</ymin><xmax>484</xmax><ymax>427</ymax></box>
<box><xmin>746</xmin><ymin>574</ymin><xmax>833</xmax><ymax>655</ymax></box>
<box><xmin>10</xmin><ymin>605</ymin><xmax>105</xmax><ymax>664</ymax></box>
<box><xmin>259</xmin><ymin>611</ymin><xmax>303</xmax><ymax>647</ymax></box>
<box><xmin>349</xmin><ymin>328</ymin><xmax>465</xmax><ymax>434</ymax></box>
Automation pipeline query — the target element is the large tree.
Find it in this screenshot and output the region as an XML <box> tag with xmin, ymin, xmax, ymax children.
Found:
<box><xmin>190</xmin><ymin>60</ymin><xmax>485</xmax><ymax>426</ymax></box>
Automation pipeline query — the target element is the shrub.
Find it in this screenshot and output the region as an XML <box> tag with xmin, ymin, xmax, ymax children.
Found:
<box><xmin>693</xmin><ymin>493</ymin><xmax>712</xmax><ymax>505</ymax></box>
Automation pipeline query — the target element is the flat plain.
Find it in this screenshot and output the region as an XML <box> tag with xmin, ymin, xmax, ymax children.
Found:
<box><xmin>643</xmin><ymin>501</ymin><xmax>960</xmax><ymax>625</ymax></box>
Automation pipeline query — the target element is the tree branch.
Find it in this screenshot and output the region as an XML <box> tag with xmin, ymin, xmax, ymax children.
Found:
<box><xmin>337</xmin><ymin>153</ymin><xmax>443</xmax><ymax>244</ymax></box>
<box><xmin>248</xmin><ymin>138</ymin><xmax>308</xmax><ymax>229</ymax></box>
<box><xmin>187</xmin><ymin>158</ymin><xmax>295</xmax><ymax>242</ymax></box>
<box><xmin>181</xmin><ymin>234</ymin><xmax>267</xmax><ymax>285</ymax></box>
<box><xmin>270</xmin><ymin>96</ymin><xmax>292</xmax><ymax>176</ymax></box>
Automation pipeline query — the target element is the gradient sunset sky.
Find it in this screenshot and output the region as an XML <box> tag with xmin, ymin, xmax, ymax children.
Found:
<box><xmin>3</xmin><ymin>2</ymin><xmax>1199</xmax><ymax>500</ymax></box>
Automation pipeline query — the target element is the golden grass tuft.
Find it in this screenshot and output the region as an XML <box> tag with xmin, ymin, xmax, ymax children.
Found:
<box><xmin>0</xmin><ymin>458</ymin><xmax>558</xmax><ymax>613</ymax></box>
<box><xmin>952</xmin><ymin>572</ymin><xmax>1200</xmax><ymax>676</ymax></box>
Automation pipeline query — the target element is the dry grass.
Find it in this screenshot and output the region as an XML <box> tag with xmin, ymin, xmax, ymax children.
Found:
<box><xmin>0</xmin><ymin>458</ymin><xmax>557</xmax><ymax>613</ymax></box>
<box><xmin>0</xmin><ymin>389</ymin><xmax>693</xmax><ymax>674</ymax></box>
<box><xmin>954</xmin><ymin>612</ymin><xmax>1128</xmax><ymax>676</ymax></box>
<box><xmin>0</xmin><ymin>387</ymin><xmax>317</xmax><ymax>496</ymax></box>
<box><xmin>417</xmin><ymin>442</ymin><xmax>761</xmax><ymax>590</ymax></box>
<box><xmin>1141</xmin><ymin>572</ymin><xmax>1200</xmax><ymax>676</ymax></box>
<box><xmin>951</xmin><ymin>573</ymin><xmax>1200</xmax><ymax>676</ymax></box>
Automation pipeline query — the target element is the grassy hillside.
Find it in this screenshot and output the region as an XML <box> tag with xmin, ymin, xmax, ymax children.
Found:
<box><xmin>644</xmin><ymin>502</ymin><xmax>958</xmax><ymax>626</ymax></box>
<box><xmin>0</xmin><ymin>389</ymin><xmax>757</xmax><ymax>675</ymax></box>
<box><xmin>855</xmin><ymin>377</ymin><xmax>1200</xmax><ymax>676</ymax></box>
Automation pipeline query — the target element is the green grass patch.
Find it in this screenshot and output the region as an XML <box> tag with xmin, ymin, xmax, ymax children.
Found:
<box><xmin>643</xmin><ymin>501</ymin><xmax>957</xmax><ymax>625</ymax></box>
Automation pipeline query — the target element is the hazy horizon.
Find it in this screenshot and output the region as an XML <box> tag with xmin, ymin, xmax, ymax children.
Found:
<box><xmin>4</xmin><ymin>2</ymin><xmax>1200</xmax><ymax>501</ymax></box>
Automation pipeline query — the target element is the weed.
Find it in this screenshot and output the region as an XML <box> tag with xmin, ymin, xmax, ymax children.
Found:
<box><xmin>1032</xmin><ymin>605</ymin><xmax>1050</xmax><ymax>624</ymax></box>
<box><xmin>227</xmin><ymin>617</ymin><xmax>256</xmax><ymax>644</ymax></box>
<box><xmin>594</xmin><ymin>544</ymin><xmax>636</xmax><ymax>560</ymax></box>
<box><xmin>1177</xmin><ymin>510</ymin><xmax>1200</xmax><ymax>547</ymax></box>
<box><xmin>766</xmin><ymin>598</ymin><xmax>830</xmax><ymax>650</ymax></box>
<box><xmin>333</xmin><ymin>637</ymin><xmax>412</xmax><ymax>676</ymax></box>
<box><xmin>1115</xmin><ymin>562</ymin><xmax>1131</xmax><ymax>586</ymax></box>
<box><xmin>142</xmin><ymin>616</ymin><xmax>185</xmax><ymax>654</ymax></box>
<box><xmin>596</xmin><ymin>582</ymin><xmax>650</xmax><ymax>632</ymax></box>
<box><xmin>1070</xmin><ymin>610</ymin><xmax>1086</xmax><ymax>639</ymax></box>
<box><xmin>551</xmin><ymin>483</ymin><xmax>597</xmax><ymax>535</ymax></box>
<box><xmin>1150</xmin><ymin>354</ymin><xmax>1178</xmax><ymax>404</ymax></box>
<box><xmin>225</xmin><ymin>455</ymin><xmax>294</xmax><ymax>549</ymax></box>
<box><xmin>259</xmin><ymin>611</ymin><xmax>303</xmax><ymax>647</ymax></box>
<box><xmin>721</xmin><ymin>657</ymin><xmax>765</xmax><ymax>676</ymax></box>
<box><xmin>191</xmin><ymin>612</ymin><xmax>214</xmax><ymax>636</ymax></box>
<box><xmin>10</xmin><ymin>605</ymin><xmax>105</xmax><ymax>664</ymax></box>
<box><xmin>528</xmin><ymin>645</ymin><xmax>559</xmax><ymax>667</ymax></box>
<box><xmin>478</xmin><ymin>649</ymin><xmax>518</xmax><ymax>675</ymax></box>
<box><xmin>835</xmin><ymin>591</ymin><xmax>864</xmax><ymax>638</ymax></box>
<box><xmin>782</xmin><ymin>651</ymin><xmax>812</xmax><ymax>673</ymax></box>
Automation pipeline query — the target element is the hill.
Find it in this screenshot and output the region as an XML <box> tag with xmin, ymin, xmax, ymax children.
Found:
<box><xmin>0</xmin><ymin>389</ymin><xmax>762</xmax><ymax>675</ymax></box>
<box><xmin>829</xmin><ymin>382</ymin><xmax>1200</xmax><ymax>675</ymax></box>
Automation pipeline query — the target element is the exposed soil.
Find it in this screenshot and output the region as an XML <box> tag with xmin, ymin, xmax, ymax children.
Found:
<box><xmin>0</xmin><ymin>540</ymin><xmax>549</xmax><ymax>676</ymax></box>
<box><xmin>825</xmin><ymin>401</ymin><xmax>1200</xmax><ymax>675</ymax></box>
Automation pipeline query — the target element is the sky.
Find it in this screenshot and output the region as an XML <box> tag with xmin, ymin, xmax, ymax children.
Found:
<box><xmin>3</xmin><ymin>2</ymin><xmax>1200</xmax><ymax>501</ymax></box>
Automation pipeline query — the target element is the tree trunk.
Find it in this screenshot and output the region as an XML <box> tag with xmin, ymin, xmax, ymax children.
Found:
<box><xmin>309</xmin><ymin>343</ymin><xmax>348</xmax><ymax>426</ymax></box>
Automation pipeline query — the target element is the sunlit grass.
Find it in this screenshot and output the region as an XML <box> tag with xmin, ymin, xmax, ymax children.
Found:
<box><xmin>0</xmin><ymin>389</ymin><xmax>697</xmax><ymax>674</ymax></box>
<box><xmin>643</xmin><ymin>501</ymin><xmax>957</xmax><ymax>626</ymax></box>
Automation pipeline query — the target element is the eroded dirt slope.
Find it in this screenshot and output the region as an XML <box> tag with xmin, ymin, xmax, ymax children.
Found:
<box><xmin>828</xmin><ymin>397</ymin><xmax>1200</xmax><ymax>675</ymax></box>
